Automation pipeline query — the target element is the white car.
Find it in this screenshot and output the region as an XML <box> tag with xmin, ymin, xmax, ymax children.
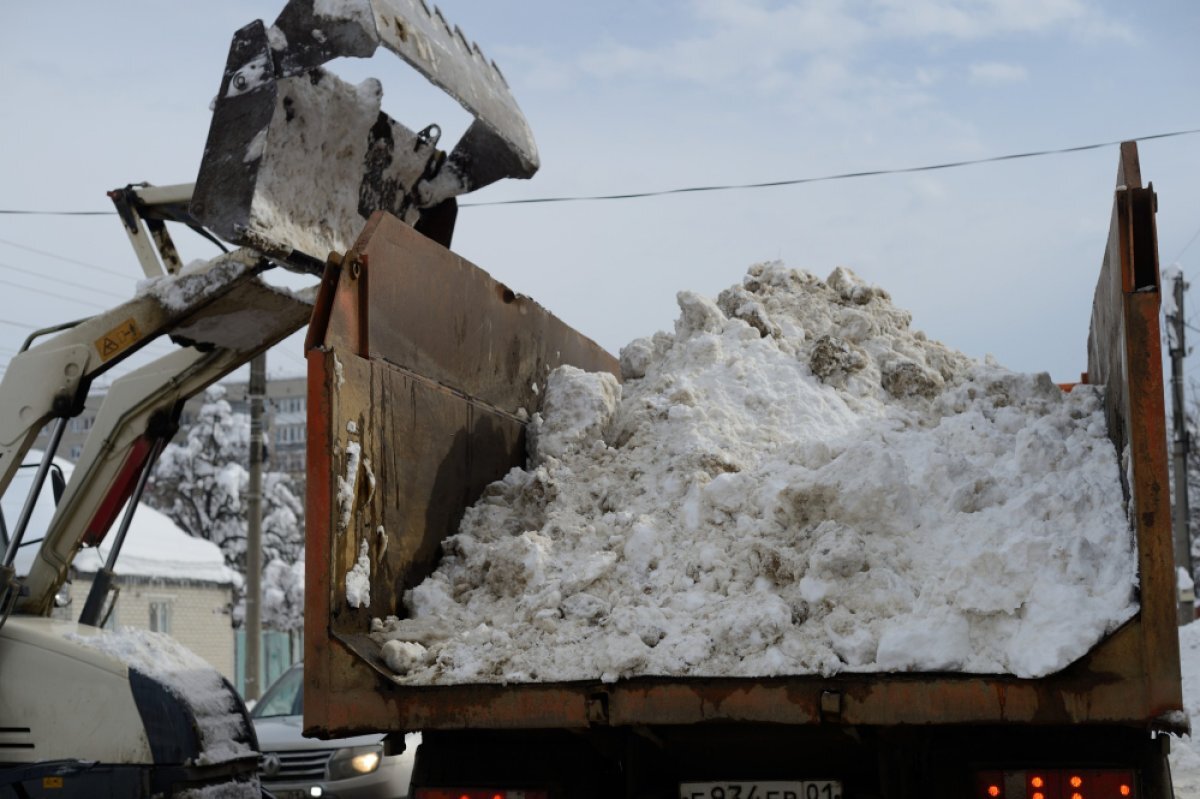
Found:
<box><xmin>252</xmin><ymin>663</ymin><xmax>419</xmax><ymax>799</ymax></box>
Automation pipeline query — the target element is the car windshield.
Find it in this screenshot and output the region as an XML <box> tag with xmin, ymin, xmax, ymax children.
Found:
<box><xmin>251</xmin><ymin>666</ymin><xmax>304</xmax><ymax>718</ymax></box>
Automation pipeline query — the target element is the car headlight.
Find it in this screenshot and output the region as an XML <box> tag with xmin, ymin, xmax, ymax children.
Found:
<box><xmin>326</xmin><ymin>744</ymin><xmax>383</xmax><ymax>780</ymax></box>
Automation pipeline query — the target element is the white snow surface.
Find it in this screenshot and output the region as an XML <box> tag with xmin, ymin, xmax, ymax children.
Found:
<box><xmin>372</xmin><ymin>263</ymin><xmax>1137</xmax><ymax>685</ymax></box>
<box><xmin>66</xmin><ymin>627</ymin><xmax>252</xmax><ymax>766</ymax></box>
<box><xmin>1170</xmin><ymin>621</ymin><xmax>1200</xmax><ymax>796</ymax></box>
<box><xmin>313</xmin><ymin>0</ymin><xmax>374</xmax><ymax>28</ymax></box>
<box><xmin>247</xmin><ymin>70</ymin><xmax>381</xmax><ymax>258</ymax></box>
<box><xmin>5</xmin><ymin>452</ymin><xmax>236</xmax><ymax>584</ymax></box>
<box><xmin>135</xmin><ymin>254</ymin><xmax>252</xmax><ymax>313</ymax></box>
<box><xmin>346</xmin><ymin>536</ymin><xmax>371</xmax><ymax>609</ymax></box>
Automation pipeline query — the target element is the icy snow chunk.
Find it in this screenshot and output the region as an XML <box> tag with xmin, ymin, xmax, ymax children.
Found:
<box><xmin>876</xmin><ymin>609</ymin><xmax>971</xmax><ymax>671</ymax></box>
<box><xmin>827</xmin><ymin>265</ymin><xmax>886</xmax><ymax>305</ymax></box>
<box><xmin>314</xmin><ymin>0</ymin><xmax>374</xmax><ymax>27</ymax></box>
<box><xmin>337</xmin><ymin>441</ymin><xmax>361</xmax><ymax>533</ymax></box>
<box><xmin>345</xmin><ymin>536</ymin><xmax>371</xmax><ymax>608</ymax></box>
<box><xmin>243</xmin><ymin>128</ymin><xmax>267</xmax><ymax>163</ymax></box>
<box><xmin>529</xmin><ymin>366</ymin><xmax>621</xmax><ymax>464</ymax></box>
<box><xmin>382</xmin><ymin>640</ymin><xmax>429</xmax><ymax>675</ymax></box>
<box><xmin>136</xmin><ymin>253</ymin><xmax>253</xmax><ymax>312</ymax></box>
<box><xmin>674</xmin><ymin>290</ymin><xmax>727</xmax><ymax>338</ymax></box>
<box><xmin>619</xmin><ymin>332</ymin><xmax>670</xmax><ymax>380</ymax></box>
<box><xmin>247</xmin><ymin>71</ymin><xmax>382</xmax><ymax>258</ymax></box>
<box><xmin>266</xmin><ymin>24</ymin><xmax>288</xmax><ymax>51</ymax></box>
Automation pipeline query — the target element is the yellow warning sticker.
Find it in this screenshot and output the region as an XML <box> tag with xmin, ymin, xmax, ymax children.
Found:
<box><xmin>42</xmin><ymin>776</ymin><xmax>64</xmax><ymax>788</ymax></box>
<box><xmin>95</xmin><ymin>318</ymin><xmax>140</xmax><ymax>362</ymax></box>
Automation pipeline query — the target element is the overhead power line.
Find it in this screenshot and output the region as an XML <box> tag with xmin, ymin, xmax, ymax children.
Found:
<box><xmin>0</xmin><ymin>260</ymin><xmax>127</xmax><ymax>302</ymax></box>
<box><xmin>0</xmin><ymin>237</ymin><xmax>134</xmax><ymax>280</ymax></box>
<box><xmin>1</xmin><ymin>128</ymin><xmax>1197</xmax><ymax>216</ymax></box>
<box><xmin>0</xmin><ymin>210</ymin><xmax>111</xmax><ymax>216</ymax></box>
<box><xmin>1171</xmin><ymin>223</ymin><xmax>1200</xmax><ymax>268</ymax></box>
<box><xmin>0</xmin><ymin>275</ymin><xmax>108</xmax><ymax>310</ymax></box>
<box><xmin>461</xmin><ymin>127</ymin><xmax>1200</xmax><ymax>207</ymax></box>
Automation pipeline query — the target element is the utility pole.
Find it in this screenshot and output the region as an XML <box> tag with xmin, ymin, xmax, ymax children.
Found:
<box><xmin>245</xmin><ymin>353</ymin><xmax>266</xmax><ymax>699</ymax></box>
<box><xmin>1169</xmin><ymin>271</ymin><xmax>1194</xmax><ymax>625</ymax></box>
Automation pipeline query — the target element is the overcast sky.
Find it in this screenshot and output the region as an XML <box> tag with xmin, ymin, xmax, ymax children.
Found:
<box><xmin>2</xmin><ymin>0</ymin><xmax>1198</xmax><ymax>398</ymax></box>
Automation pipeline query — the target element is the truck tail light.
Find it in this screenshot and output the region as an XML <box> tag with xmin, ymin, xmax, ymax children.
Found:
<box><xmin>975</xmin><ymin>770</ymin><xmax>1135</xmax><ymax>799</ymax></box>
<box><xmin>415</xmin><ymin>790</ymin><xmax>549</xmax><ymax>799</ymax></box>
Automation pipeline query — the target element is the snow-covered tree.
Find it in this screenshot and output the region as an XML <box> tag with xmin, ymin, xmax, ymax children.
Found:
<box><xmin>147</xmin><ymin>385</ymin><xmax>305</xmax><ymax>630</ymax></box>
<box><xmin>1185</xmin><ymin>394</ymin><xmax>1200</xmax><ymax>587</ymax></box>
<box><xmin>262</xmin><ymin>558</ymin><xmax>305</xmax><ymax>632</ymax></box>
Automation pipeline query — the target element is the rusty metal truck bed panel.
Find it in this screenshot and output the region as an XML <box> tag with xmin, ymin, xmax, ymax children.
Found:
<box><xmin>303</xmin><ymin>142</ymin><xmax>1181</xmax><ymax>738</ymax></box>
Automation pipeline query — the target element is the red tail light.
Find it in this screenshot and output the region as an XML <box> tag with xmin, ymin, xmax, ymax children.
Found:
<box><xmin>974</xmin><ymin>770</ymin><xmax>1135</xmax><ymax>799</ymax></box>
<box><xmin>978</xmin><ymin>771</ymin><xmax>1005</xmax><ymax>799</ymax></box>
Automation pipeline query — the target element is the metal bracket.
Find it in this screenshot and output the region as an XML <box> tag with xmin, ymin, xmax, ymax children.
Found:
<box><xmin>819</xmin><ymin>689</ymin><xmax>843</xmax><ymax>723</ymax></box>
<box><xmin>587</xmin><ymin>691</ymin><xmax>610</xmax><ymax>726</ymax></box>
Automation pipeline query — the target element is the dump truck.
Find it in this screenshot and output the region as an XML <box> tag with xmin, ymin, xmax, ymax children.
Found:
<box><xmin>299</xmin><ymin>140</ymin><xmax>1185</xmax><ymax>799</ymax></box>
<box><xmin>0</xmin><ymin>0</ymin><xmax>1184</xmax><ymax>795</ymax></box>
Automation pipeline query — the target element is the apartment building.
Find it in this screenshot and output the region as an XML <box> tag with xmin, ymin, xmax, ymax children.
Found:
<box><xmin>35</xmin><ymin>375</ymin><xmax>309</xmax><ymax>482</ymax></box>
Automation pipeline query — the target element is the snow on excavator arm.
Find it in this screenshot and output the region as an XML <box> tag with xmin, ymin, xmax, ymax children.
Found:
<box><xmin>0</xmin><ymin>250</ymin><xmax>264</xmax><ymax>507</ymax></box>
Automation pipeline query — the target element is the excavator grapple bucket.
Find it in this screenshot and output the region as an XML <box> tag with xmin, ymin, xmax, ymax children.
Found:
<box><xmin>191</xmin><ymin>0</ymin><xmax>539</xmax><ymax>270</ymax></box>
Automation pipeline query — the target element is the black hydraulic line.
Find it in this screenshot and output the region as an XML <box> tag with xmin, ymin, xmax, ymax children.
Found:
<box><xmin>20</xmin><ymin>318</ymin><xmax>93</xmax><ymax>353</ymax></box>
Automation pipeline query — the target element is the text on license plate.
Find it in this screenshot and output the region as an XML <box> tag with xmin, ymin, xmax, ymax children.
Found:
<box><xmin>680</xmin><ymin>781</ymin><xmax>842</xmax><ymax>799</ymax></box>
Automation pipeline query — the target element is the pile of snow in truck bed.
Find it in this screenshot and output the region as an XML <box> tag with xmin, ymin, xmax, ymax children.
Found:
<box><xmin>372</xmin><ymin>262</ymin><xmax>1137</xmax><ymax>684</ymax></box>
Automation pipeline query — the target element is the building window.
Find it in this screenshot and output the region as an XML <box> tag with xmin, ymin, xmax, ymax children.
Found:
<box><xmin>68</xmin><ymin>445</ymin><xmax>83</xmax><ymax>461</ymax></box>
<box><xmin>69</xmin><ymin>416</ymin><xmax>94</xmax><ymax>434</ymax></box>
<box><xmin>149</xmin><ymin>600</ymin><xmax>172</xmax><ymax>634</ymax></box>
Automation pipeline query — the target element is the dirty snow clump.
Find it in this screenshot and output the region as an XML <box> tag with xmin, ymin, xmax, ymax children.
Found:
<box><xmin>373</xmin><ymin>262</ymin><xmax>1136</xmax><ymax>685</ymax></box>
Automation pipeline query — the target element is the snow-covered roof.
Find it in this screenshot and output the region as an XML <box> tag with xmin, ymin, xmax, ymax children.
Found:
<box><xmin>4</xmin><ymin>451</ymin><xmax>237</xmax><ymax>586</ymax></box>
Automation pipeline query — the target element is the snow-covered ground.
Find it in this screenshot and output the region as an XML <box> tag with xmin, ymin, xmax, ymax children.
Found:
<box><xmin>1171</xmin><ymin>622</ymin><xmax>1200</xmax><ymax>796</ymax></box>
<box><xmin>372</xmin><ymin>262</ymin><xmax>1136</xmax><ymax>685</ymax></box>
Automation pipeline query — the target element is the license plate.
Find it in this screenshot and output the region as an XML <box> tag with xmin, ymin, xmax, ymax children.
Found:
<box><xmin>680</xmin><ymin>781</ymin><xmax>843</xmax><ymax>799</ymax></box>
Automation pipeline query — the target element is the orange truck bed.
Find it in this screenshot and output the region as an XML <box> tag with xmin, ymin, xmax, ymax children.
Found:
<box><xmin>302</xmin><ymin>142</ymin><xmax>1181</xmax><ymax>739</ymax></box>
